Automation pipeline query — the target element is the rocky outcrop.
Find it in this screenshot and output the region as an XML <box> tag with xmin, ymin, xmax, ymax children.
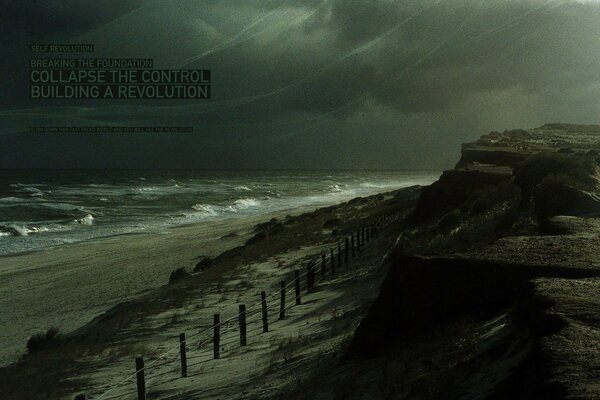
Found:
<box><xmin>404</xmin><ymin>125</ymin><xmax>600</xmax><ymax>255</ymax></box>
<box><xmin>457</xmin><ymin>124</ymin><xmax>600</xmax><ymax>171</ymax></box>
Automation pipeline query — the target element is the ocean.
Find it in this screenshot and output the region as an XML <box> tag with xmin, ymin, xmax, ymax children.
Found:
<box><xmin>0</xmin><ymin>170</ymin><xmax>439</xmax><ymax>255</ymax></box>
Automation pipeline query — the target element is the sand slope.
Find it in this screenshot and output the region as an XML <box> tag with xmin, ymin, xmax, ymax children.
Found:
<box><xmin>0</xmin><ymin>211</ymin><xmax>298</xmax><ymax>367</ymax></box>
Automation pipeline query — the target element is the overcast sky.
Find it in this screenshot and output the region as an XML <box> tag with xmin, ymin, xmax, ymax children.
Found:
<box><xmin>1</xmin><ymin>0</ymin><xmax>599</xmax><ymax>169</ymax></box>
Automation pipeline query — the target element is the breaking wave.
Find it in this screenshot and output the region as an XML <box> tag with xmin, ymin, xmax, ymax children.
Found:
<box><xmin>230</xmin><ymin>198</ymin><xmax>260</xmax><ymax>210</ymax></box>
<box><xmin>191</xmin><ymin>203</ymin><xmax>218</xmax><ymax>217</ymax></box>
<box><xmin>189</xmin><ymin>198</ymin><xmax>261</xmax><ymax>219</ymax></box>
<box><xmin>75</xmin><ymin>214</ymin><xmax>94</xmax><ymax>225</ymax></box>
<box><xmin>0</xmin><ymin>170</ymin><xmax>440</xmax><ymax>255</ymax></box>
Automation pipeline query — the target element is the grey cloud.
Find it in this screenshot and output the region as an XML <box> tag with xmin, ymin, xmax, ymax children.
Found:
<box><xmin>0</xmin><ymin>0</ymin><xmax>143</xmax><ymax>35</ymax></box>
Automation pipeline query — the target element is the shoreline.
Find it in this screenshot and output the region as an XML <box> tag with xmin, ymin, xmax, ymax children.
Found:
<box><xmin>0</xmin><ymin>205</ymin><xmax>315</xmax><ymax>367</ymax></box>
<box><xmin>0</xmin><ymin>184</ymin><xmax>418</xmax><ymax>400</ymax></box>
<box><xmin>0</xmin><ymin>202</ymin><xmax>323</xmax><ymax>261</ymax></box>
<box><xmin>0</xmin><ymin>173</ymin><xmax>439</xmax><ymax>258</ymax></box>
<box><xmin>0</xmin><ymin>187</ymin><xmax>411</xmax><ymax>368</ymax></box>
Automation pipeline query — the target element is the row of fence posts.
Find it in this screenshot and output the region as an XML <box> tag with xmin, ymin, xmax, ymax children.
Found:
<box><xmin>84</xmin><ymin>217</ymin><xmax>391</xmax><ymax>400</ymax></box>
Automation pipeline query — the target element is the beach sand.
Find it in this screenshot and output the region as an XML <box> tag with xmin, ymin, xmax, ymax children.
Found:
<box><xmin>0</xmin><ymin>208</ymin><xmax>314</xmax><ymax>367</ymax></box>
<box><xmin>0</xmin><ymin>187</ymin><xmax>412</xmax><ymax>400</ymax></box>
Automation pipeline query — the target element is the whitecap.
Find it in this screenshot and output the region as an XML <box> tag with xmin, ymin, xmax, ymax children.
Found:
<box><xmin>266</xmin><ymin>190</ymin><xmax>281</xmax><ymax>197</ymax></box>
<box><xmin>22</xmin><ymin>187</ymin><xmax>42</xmax><ymax>194</ymax></box>
<box><xmin>3</xmin><ymin>224</ymin><xmax>31</xmax><ymax>236</ymax></box>
<box><xmin>75</xmin><ymin>214</ymin><xmax>94</xmax><ymax>225</ymax></box>
<box><xmin>191</xmin><ymin>203</ymin><xmax>218</xmax><ymax>216</ymax></box>
<box><xmin>133</xmin><ymin>187</ymin><xmax>157</xmax><ymax>193</ymax></box>
<box><xmin>229</xmin><ymin>198</ymin><xmax>260</xmax><ymax>211</ymax></box>
<box><xmin>233</xmin><ymin>186</ymin><xmax>252</xmax><ymax>192</ymax></box>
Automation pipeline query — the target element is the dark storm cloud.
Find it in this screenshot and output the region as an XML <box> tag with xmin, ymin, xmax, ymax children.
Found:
<box><xmin>0</xmin><ymin>0</ymin><xmax>142</xmax><ymax>35</ymax></box>
<box><xmin>1</xmin><ymin>0</ymin><xmax>600</xmax><ymax>169</ymax></box>
<box><xmin>0</xmin><ymin>0</ymin><xmax>142</xmax><ymax>108</ymax></box>
<box><xmin>320</xmin><ymin>0</ymin><xmax>407</xmax><ymax>47</ymax></box>
<box><xmin>278</xmin><ymin>0</ymin><xmax>600</xmax><ymax>115</ymax></box>
<box><xmin>163</xmin><ymin>0</ymin><xmax>600</xmax><ymax>119</ymax></box>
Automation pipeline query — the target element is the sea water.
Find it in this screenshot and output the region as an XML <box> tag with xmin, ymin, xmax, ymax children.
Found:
<box><xmin>0</xmin><ymin>170</ymin><xmax>439</xmax><ymax>255</ymax></box>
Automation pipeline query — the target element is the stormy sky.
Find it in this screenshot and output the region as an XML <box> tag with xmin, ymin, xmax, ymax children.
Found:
<box><xmin>1</xmin><ymin>0</ymin><xmax>599</xmax><ymax>169</ymax></box>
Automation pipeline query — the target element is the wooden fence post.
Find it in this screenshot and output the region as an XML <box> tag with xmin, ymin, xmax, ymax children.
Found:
<box><xmin>239</xmin><ymin>304</ymin><xmax>247</xmax><ymax>347</ymax></box>
<box><xmin>294</xmin><ymin>270</ymin><xmax>301</xmax><ymax>305</ymax></box>
<box><xmin>179</xmin><ymin>333</ymin><xmax>188</xmax><ymax>378</ymax></box>
<box><xmin>306</xmin><ymin>263</ymin><xmax>315</xmax><ymax>293</ymax></box>
<box><xmin>357</xmin><ymin>230</ymin><xmax>361</xmax><ymax>251</ymax></box>
<box><xmin>366</xmin><ymin>225</ymin><xmax>370</xmax><ymax>242</ymax></box>
<box><xmin>344</xmin><ymin>237</ymin><xmax>349</xmax><ymax>264</ymax></box>
<box><xmin>330</xmin><ymin>248</ymin><xmax>336</xmax><ymax>274</ymax></box>
<box><xmin>337</xmin><ymin>242</ymin><xmax>342</xmax><ymax>268</ymax></box>
<box><xmin>321</xmin><ymin>254</ymin><xmax>327</xmax><ymax>278</ymax></box>
<box><xmin>351</xmin><ymin>232</ymin><xmax>356</xmax><ymax>257</ymax></box>
<box><xmin>279</xmin><ymin>280</ymin><xmax>286</xmax><ymax>320</ymax></box>
<box><xmin>261</xmin><ymin>291</ymin><xmax>269</xmax><ymax>333</ymax></box>
<box><xmin>213</xmin><ymin>313</ymin><xmax>220</xmax><ymax>359</ymax></box>
<box><xmin>135</xmin><ymin>357</ymin><xmax>145</xmax><ymax>400</ymax></box>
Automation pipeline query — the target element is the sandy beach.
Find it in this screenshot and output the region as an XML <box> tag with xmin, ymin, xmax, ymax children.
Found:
<box><xmin>0</xmin><ymin>185</ymin><xmax>412</xmax><ymax>400</ymax></box>
<box><xmin>0</xmin><ymin>207</ymin><xmax>319</xmax><ymax>368</ymax></box>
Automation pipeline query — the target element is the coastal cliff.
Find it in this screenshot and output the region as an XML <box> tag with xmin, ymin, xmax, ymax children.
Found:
<box><xmin>402</xmin><ymin>124</ymin><xmax>600</xmax><ymax>254</ymax></box>
<box><xmin>338</xmin><ymin>124</ymin><xmax>600</xmax><ymax>399</ymax></box>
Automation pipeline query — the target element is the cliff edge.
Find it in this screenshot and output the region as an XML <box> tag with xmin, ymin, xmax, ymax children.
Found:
<box><xmin>336</xmin><ymin>124</ymin><xmax>600</xmax><ymax>399</ymax></box>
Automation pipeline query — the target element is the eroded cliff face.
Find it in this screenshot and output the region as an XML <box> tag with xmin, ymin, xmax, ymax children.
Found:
<box><xmin>458</xmin><ymin>124</ymin><xmax>600</xmax><ymax>170</ymax></box>
<box><xmin>338</xmin><ymin>124</ymin><xmax>600</xmax><ymax>400</ymax></box>
<box><xmin>343</xmin><ymin>255</ymin><xmax>599</xmax><ymax>400</ymax></box>
<box><xmin>403</xmin><ymin>124</ymin><xmax>600</xmax><ymax>254</ymax></box>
